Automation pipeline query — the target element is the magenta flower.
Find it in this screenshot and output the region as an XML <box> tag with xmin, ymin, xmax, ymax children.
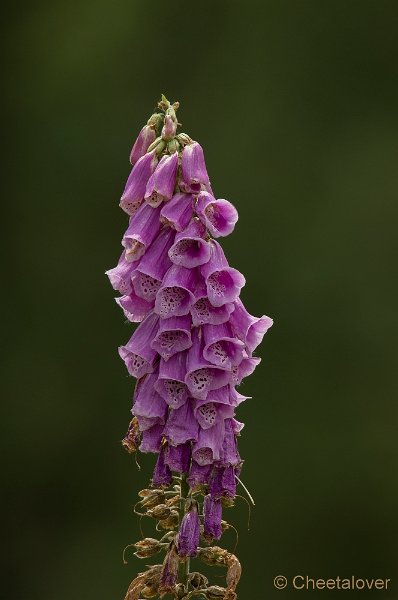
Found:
<box><xmin>161</xmin><ymin>192</ymin><xmax>193</xmax><ymax>232</ymax></box>
<box><xmin>177</xmin><ymin>501</ymin><xmax>200</xmax><ymax>558</ymax></box>
<box><xmin>145</xmin><ymin>152</ymin><xmax>178</xmax><ymax>207</ymax></box>
<box><xmin>107</xmin><ymin>96</ymin><xmax>273</xmax><ymax>600</ymax></box>
<box><xmin>180</xmin><ymin>141</ymin><xmax>210</xmax><ymax>193</ymax></box>
<box><xmin>152</xmin><ymin>445</ymin><xmax>172</xmax><ymax>487</ymax></box>
<box><xmin>120</xmin><ymin>150</ymin><xmax>158</xmax><ymax>216</ymax></box>
<box><xmin>196</xmin><ymin>191</ymin><xmax>238</xmax><ymax>238</ymax></box>
<box><xmin>201</xmin><ymin>240</ymin><xmax>246</xmax><ymax>307</ymax></box>
<box><xmin>129</xmin><ymin>124</ymin><xmax>157</xmax><ymax>165</ymax></box>
<box><xmin>122</xmin><ymin>203</ymin><xmax>162</xmax><ymax>262</ymax></box>
<box><xmin>154</xmin><ymin>351</ymin><xmax>189</xmax><ymax>408</ymax></box>
<box><xmin>151</xmin><ymin>314</ymin><xmax>192</xmax><ymax>360</ymax></box>
<box><xmin>203</xmin><ymin>494</ymin><xmax>222</xmax><ymax>540</ymax></box>
<box><xmin>168</xmin><ymin>218</ymin><xmax>211</xmax><ymax>268</ymax></box>
<box><xmin>106</xmin><ymin>251</ymin><xmax>136</xmax><ymax>295</ymax></box>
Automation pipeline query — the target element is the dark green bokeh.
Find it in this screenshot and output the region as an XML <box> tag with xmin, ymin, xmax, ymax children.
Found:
<box><xmin>3</xmin><ymin>1</ymin><xmax>398</xmax><ymax>598</ymax></box>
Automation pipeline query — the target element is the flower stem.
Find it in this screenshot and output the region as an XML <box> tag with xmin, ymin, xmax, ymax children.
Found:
<box><xmin>179</xmin><ymin>473</ymin><xmax>190</xmax><ymax>586</ymax></box>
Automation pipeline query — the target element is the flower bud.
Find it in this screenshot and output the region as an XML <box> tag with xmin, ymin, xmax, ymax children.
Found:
<box><xmin>158</xmin><ymin>510</ymin><xmax>179</xmax><ymax>529</ymax></box>
<box><xmin>147</xmin><ymin>504</ymin><xmax>172</xmax><ymax>520</ymax></box>
<box><xmin>165</xmin><ymin>494</ymin><xmax>180</xmax><ymax>507</ymax></box>
<box><xmin>177</xmin><ymin>133</ymin><xmax>192</xmax><ymax>146</ymax></box>
<box><xmin>147</xmin><ymin>112</ymin><xmax>164</xmax><ymax>131</ymax></box>
<box><xmin>139</xmin><ymin>489</ymin><xmax>166</xmax><ymax>508</ymax></box>
<box><xmin>177</xmin><ymin>500</ymin><xmax>200</xmax><ymax>558</ymax></box>
<box><xmin>134</xmin><ymin>537</ymin><xmax>163</xmax><ymax>558</ymax></box>
<box><xmin>167</xmin><ymin>138</ymin><xmax>180</xmax><ymax>154</ymax></box>
<box><xmin>161</xmin><ymin>114</ymin><xmax>177</xmax><ymax>141</ymax></box>
<box><xmin>197</xmin><ymin>546</ymin><xmax>227</xmax><ymax>566</ymax></box>
<box><xmin>130</xmin><ymin>125</ymin><xmax>157</xmax><ymax>165</ymax></box>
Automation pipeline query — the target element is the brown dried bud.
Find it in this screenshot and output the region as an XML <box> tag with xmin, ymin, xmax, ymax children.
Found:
<box><xmin>189</xmin><ymin>572</ymin><xmax>208</xmax><ymax>588</ymax></box>
<box><xmin>139</xmin><ymin>490</ymin><xmax>166</xmax><ymax>508</ymax></box>
<box><xmin>206</xmin><ymin>586</ymin><xmax>227</xmax><ymax>599</ymax></box>
<box><xmin>197</xmin><ymin>546</ymin><xmax>228</xmax><ymax>567</ymax></box>
<box><xmin>124</xmin><ymin>564</ymin><xmax>162</xmax><ymax>600</ymax></box>
<box><xmin>147</xmin><ymin>504</ymin><xmax>171</xmax><ymax>520</ymax></box>
<box><xmin>122</xmin><ymin>418</ymin><xmax>141</xmax><ymax>454</ymax></box>
<box><xmin>138</xmin><ymin>489</ymin><xmax>153</xmax><ymax>498</ymax></box>
<box><xmin>133</xmin><ymin>538</ymin><xmax>164</xmax><ymax>558</ymax></box>
<box><xmin>158</xmin><ymin>510</ymin><xmax>179</xmax><ymax>530</ymax></box>
<box><xmin>165</xmin><ymin>494</ymin><xmax>180</xmax><ymax>507</ymax></box>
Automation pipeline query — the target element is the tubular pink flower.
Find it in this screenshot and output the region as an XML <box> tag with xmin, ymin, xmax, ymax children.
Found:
<box><xmin>105</xmin><ymin>251</ymin><xmax>137</xmax><ymax>295</ymax></box>
<box><xmin>145</xmin><ymin>152</ymin><xmax>178</xmax><ymax>207</ymax></box>
<box><xmin>164</xmin><ymin>442</ymin><xmax>191</xmax><ymax>473</ymax></box>
<box><xmin>168</xmin><ymin>219</ymin><xmax>211</xmax><ymax>268</ymax></box>
<box><xmin>180</xmin><ymin>141</ymin><xmax>210</xmax><ymax>193</ymax></box>
<box><xmin>139</xmin><ymin>423</ymin><xmax>164</xmax><ymax>453</ymax></box>
<box><xmin>177</xmin><ymin>501</ymin><xmax>200</xmax><ymax>558</ymax></box>
<box><xmin>163</xmin><ymin>399</ymin><xmax>199</xmax><ymax>446</ymax></box>
<box><xmin>118</xmin><ymin>311</ymin><xmax>159</xmax><ymax>378</ymax></box>
<box><xmin>209</xmin><ymin>465</ymin><xmax>237</xmax><ymax>498</ymax></box>
<box><xmin>151</xmin><ymin>314</ymin><xmax>192</xmax><ymax>361</ymax></box>
<box><xmin>203</xmin><ymin>495</ymin><xmax>222</xmax><ymax>540</ymax></box>
<box><xmin>201</xmin><ymin>240</ymin><xmax>245</xmax><ymax>307</ymax></box>
<box><xmin>231</xmin><ymin>354</ymin><xmax>261</xmax><ymax>385</ymax></box>
<box><xmin>154</xmin><ymin>265</ymin><xmax>199</xmax><ymax>319</ymax></box>
<box><xmin>196</xmin><ymin>191</ymin><xmax>238</xmax><ymax>238</ymax></box>
<box><xmin>202</xmin><ymin>322</ymin><xmax>245</xmax><ymax>369</ymax></box>
<box><xmin>185</xmin><ymin>329</ymin><xmax>231</xmax><ymax>400</ymax></box>
<box><xmin>190</xmin><ymin>280</ymin><xmax>234</xmax><ymax>326</ymax></box>
<box><xmin>131</xmin><ymin>226</ymin><xmax>175</xmax><ymax>302</ymax></box>
<box><xmin>194</xmin><ymin>398</ymin><xmax>235</xmax><ymax>430</ymax></box>
<box><xmin>187</xmin><ymin>461</ymin><xmax>212</xmax><ymax>488</ymax></box>
<box><xmin>160</xmin><ymin>192</ymin><xmax>193</xmax><ymax>232</ymax></box>
<box><xmin>122</xmin><ymin>203</ymin><xmax>162</xmax><ymax>262</ymax></box>
<box><xmin>229</xmin><ymin>298</ymin><xmax>273</xmax><ymax>353</ymax></box>
<box><xmin>129</xmin><ymin>125</ymin><xmax>157</xmax><ymax>165</ymax></box>
<box><xmin>152</xmin><ymin>445</ymin><xmax>172</xmax><ymax>487</ymax></box>
<box><xmin>154</xmin><ymin>351</ymin><xmax>189</xmax><ymax>409</ymax></box>
<box><xmin>120</xmin><ymin>150</ymin><xmax>158</xmax><ymax>216</ymax></box>
<box><xmin>115</xmin><ymin>291</ymin><xmax>152</xmax><ymax>323</ymax></box>
<box><xmin>192</xmin><ymin>420</ymin><xmax>225</xmax><ymax>466</ymax></box>
<box><xmin>132</xmin><ymin>372</ymin><xmax>167</xmax><ymax>431</ymax></box>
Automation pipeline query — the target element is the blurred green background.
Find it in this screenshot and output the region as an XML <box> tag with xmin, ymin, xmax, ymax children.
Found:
<box><xmin>3</xmin><ymin>1</ymin><xmax>398</xmax><ymax>598</ymax></box>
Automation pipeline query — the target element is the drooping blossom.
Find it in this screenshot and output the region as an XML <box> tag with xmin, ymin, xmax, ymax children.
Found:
<box><xmin>176</xmin><ymin>500</ymin><xmax>200</xmax><ymax>558</ymax></box>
